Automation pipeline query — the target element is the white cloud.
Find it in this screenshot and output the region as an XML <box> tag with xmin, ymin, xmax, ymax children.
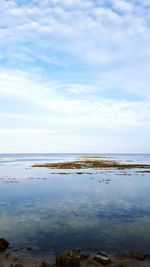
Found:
<box><xmin>0</xmin><ymin>0</ymin><xmax>149</xmax><ymax>66</ymax></box>
<box><xmin>0</xmin><ymin>69</ymin><xmax>149</xmax><ymax>135</ymax></box>
<box><xmin>112</xmin><ymin>0</ymin><xmax>133</xmax><ymax>13</ymax></box>
<box><xmin>0</xmin><ymin>0</ymin><xmax>150</xmax><ymax>152</ymax></box>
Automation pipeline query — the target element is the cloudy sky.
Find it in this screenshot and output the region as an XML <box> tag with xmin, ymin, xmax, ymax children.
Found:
<box><xmin>0</xmin><ymin>0</ymin><xmax>150</xmax><ymax>153</ymax></box>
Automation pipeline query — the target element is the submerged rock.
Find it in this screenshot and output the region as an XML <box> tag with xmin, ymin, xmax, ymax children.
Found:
<box><xmin>56</xmin><ymin>250</ymin><xmax>80</xmax><ymax>267</ymax></box>
<box><xmin>0</xmin><ymin>238</ymin><xmax>9</xmax><ymax>252</ymax></box>
<box><xmin>132</xmin><ymin>251</ymin><xmax>145</xmax><ymax>261</ymax></box>
<box><xmin>26</xmin><ymin>246</ymin><xmax>33</xmax><ymax>251</ymax></box>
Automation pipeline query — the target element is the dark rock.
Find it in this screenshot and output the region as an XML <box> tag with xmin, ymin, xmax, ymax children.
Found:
<box><xmin>94</xmin><ymin>253</ymin><xmax>111</xmax><ymax>265</ymax></box>
<box><xmin>132</xmin><ymin>251</ymin><xmax>145</xmax><ymax>261</ymax></box>
<box><xmin>26</xmin><ymin>246</ymin><xmax>33</xmax><ymax>251</ymax></box>
<box><xmin>74</xmin><ymin>249</ymin><xmax>81</xmax><ymax>253</ymax></box>
<box><xmin>56</xmin><ymin>250</ymin><xmax>80</xmax><ymax>267</ymax></box>
<box><xmin>145</xmin><ymin>253</ymin><xmax>150</xmax><ymax>259</ymax></box>
<box><xmin>11</xmin><ymin>249</ymin><xmax>19</xmax><ymax>252</ymax></box>
<box><xmin>80</xmin><ymin>253</ymin><xmax>89</xmax><ymax>260</ymax></box>
<box><xmin>0</xmin><ymin>238</ymin><xmax>9</xmax><ymax>252</ymax></box>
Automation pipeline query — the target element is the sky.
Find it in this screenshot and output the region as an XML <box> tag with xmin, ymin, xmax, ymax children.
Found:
<box><xmin>0</xmin><ymin>0</ymin><xmax>150</xmax><ymax>153</ymax></box>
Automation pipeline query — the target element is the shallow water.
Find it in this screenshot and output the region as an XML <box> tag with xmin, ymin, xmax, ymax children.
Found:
<box><xmin>0</xmin><ymin>153</ymin><xmax>150</xmax><ymax>256</ymax></box>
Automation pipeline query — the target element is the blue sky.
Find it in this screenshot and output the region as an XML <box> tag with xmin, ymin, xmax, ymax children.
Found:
<box><xmin>0</xmin><ymin>0</ymin><xmax>150</xmax><ymax>153</ymax></box>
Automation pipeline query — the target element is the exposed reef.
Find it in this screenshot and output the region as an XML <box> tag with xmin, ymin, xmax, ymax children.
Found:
<box><xmin>32</xmin><ymin>156</ymin><xmax>150</xmax><ymax>170</ymax></box>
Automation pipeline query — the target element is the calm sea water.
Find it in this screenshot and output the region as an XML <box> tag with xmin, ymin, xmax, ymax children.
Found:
<box><xmin>0</xmin><ymin>153</ymin><xmax>150</xmax><ymax>257</ymax></box>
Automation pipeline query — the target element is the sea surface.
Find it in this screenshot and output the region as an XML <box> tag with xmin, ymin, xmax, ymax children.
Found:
<box><xmin>0</xmin><ymin>153</ymin><xmax>150</xmax><ymax>257</ymax></box>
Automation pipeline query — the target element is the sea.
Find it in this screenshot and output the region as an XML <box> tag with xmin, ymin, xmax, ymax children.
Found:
<box><xmin>0</xmin><ymin>153</ymin><xmax>150</xmax><ymax>257</ymax></box>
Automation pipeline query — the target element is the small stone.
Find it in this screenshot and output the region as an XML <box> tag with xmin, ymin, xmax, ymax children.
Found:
<box><xmin>94</xmin><ymin>254</ymin><xmax>111</xmax><ymax>265</ymax></box>
<box><xmin>0</xmin><ymin>238</ymin><xmax>9</xmax><ymax>252</ymax></box>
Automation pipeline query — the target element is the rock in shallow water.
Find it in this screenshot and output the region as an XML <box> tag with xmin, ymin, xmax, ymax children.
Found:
<box><xmin>0</xmin><ymin>238</ymin><xmax>9</xmax><ymax>252</ymax></box>
<box><xmin>132</xmin><ymin>251</ymin><xmax>145</xmax><ymax>261</ymax></box>
<box><xmin>94</xmin><ymin>253</ymin><xmax>111</xmax><ymax>265</ymax></box>
<box><xmin>56</xmin><ymin>250</ymin><xmax>80</xmax><ymax>267</ymax></box>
